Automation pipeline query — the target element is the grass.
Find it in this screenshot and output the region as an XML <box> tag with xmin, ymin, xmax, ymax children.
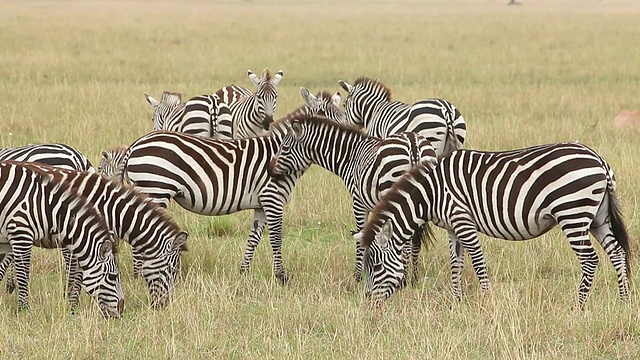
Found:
<box><xmin>1</xmin><ymin>0</ymin><xmax>640</xmax><ymax>358</ymax></box>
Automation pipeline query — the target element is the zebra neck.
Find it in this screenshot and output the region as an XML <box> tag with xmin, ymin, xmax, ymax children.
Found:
<box><xmin>311</xmin><ymin>127</ymin><xmax>369</xmax><ymax>180</ymax></box>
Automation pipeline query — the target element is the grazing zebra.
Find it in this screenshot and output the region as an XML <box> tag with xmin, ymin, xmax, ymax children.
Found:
<box><xmin>0</xmin><ymin>163</ymin><xmax>188</xmax><ymax>308</ymax></box>
<box><xmin>268</xmin><ymin>116</ymin><xmax>438</xmax><ymax>283</ymax></box>
<box><xmin>145</xmin><ymin>91</ymin><xmax>234</xmax><ymax>139</ymax></box>
<box><xmin>0</xmin><ymin>143</ymin><xmax>95</xmax><ymax>172</ymax></box>
<box><xmin>111</xmin><ymin>116</ymin><xmax>305</xmax><ymax>283</ymax></box>
<box><xmin>356</xmin><ymin>143</ymin><xmax>631</xmax><ymax>309</ymax></box>
<box><xmin>338</xmin><ymin>77</ymin><xmax>466</xmax><ymax>158</ymax></box>
<box><xmin>214</xmin><ymin>69</ymin><xmax>284</xmax><ymax>138</ymax></box>
<box><xmin>0</xmin><ymin>161</ymin><xmax>123</xmax><ymax>317</ymax></box>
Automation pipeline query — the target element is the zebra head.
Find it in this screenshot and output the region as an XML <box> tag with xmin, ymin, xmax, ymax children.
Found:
<box><xmin>248</xmin><ymin>69</ymin><xmax>283</xmax><ymax>130</ymax></box>
<box><xmin>268</xmin><ymin>120</ymin><xmax>312</xmax><ymax>177</ymax></box>
<box><xmin>84</xmin><ymin>236</ymin><xmax>125</xmax><ymax>318</ymax></box>
<box><xmin>299</xmin><ymin>87</ymin><xmax>346</xmax><ymax>124</ymax></box>
<box><xmin>356</xmin><ymin>218</ymin><xmax>407</xmax><ymax>308</ymax></box>
<box><xmin>138</xmin><ymin>231</ymin><xmax>188</xmax><ymax>309</ymax></box>
<box><xmin>98</xmin><ymin>146</ymin><xmax>128</xmax><ymax>181</ymax></box>
<box><xmin>338</xmin><ymin>78</ymin><xmax>391</xmax><ymax>129</ymax></box>
<box><xmin>145</xmin><ymin>91</ymin><xmax>185</xmax><ymax>131</ymax></box>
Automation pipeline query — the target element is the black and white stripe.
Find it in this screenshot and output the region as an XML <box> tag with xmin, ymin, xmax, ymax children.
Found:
<box><xmin>1</xmin><ymin>163</ymin><xmax>188</xmax><ymax>308</ymax></box>
<box><xmin>0</xmin><ymin>161</ymin><xmax>123</xmax><ymax>317</ymax></box>
<box><xmin>214</xmin><ymin>69</ymin><xmax>284</xmax><ymax>138</ymax></box>
<box><xmin>145</xmin><ymin>91</ymin><xmax>233</xmax><ymax>139</ymax></box>
<box><xmin>268</xmin><ymin>116</ymin><xmax>438</xmax><ymax>283</ymax></box>
<box><xmin>357</xmin><ymin>143</ymin><xmax>631</xmax><ymax>308</ymax></box>
<box><xmin>339</xmin><ymin>77</ymin><xmax>466</xmax><ymax>157</ymax></box>
<box><xmin>114</xmin><ymin>118</ymin><xmax>302</xmax><ymax>283</ymax></box>
<box><xmin>0</xmin><ymin>143</ymin><xmax>95</xmax><ymax>172</ymax></box>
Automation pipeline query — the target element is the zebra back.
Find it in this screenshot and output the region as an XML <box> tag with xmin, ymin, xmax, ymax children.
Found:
<box><xmin>0</xmin><ymin>143</ymin><xmax>95</xmax><ymax>173</ymax></box>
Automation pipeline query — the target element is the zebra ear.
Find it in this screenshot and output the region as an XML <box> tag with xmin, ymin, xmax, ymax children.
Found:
<box><xmin>331</xmin><ymin>91</ymin><xmax>342</xmax><ymax>106</ymax></box>
<box><xmin>375</xmin><ymin>220</ymin><xmax>393</xmax><ymax>249</ymax></box>
<box><xmin>99</xmin><ymin>240</ymin><xmax>113</xmax><ymax>261</ymax></box>
<box><xmin>100</xmin><ymin>150</ymin><xmax>109</xmax><ymax>160</ymax></box>
<box><xmin>248</xmin><ymin>70</ymin><xmax>260</xmax><ymax>85</ymax></box>
<box><xmin>338</xmin><ymin>80</ymin><xmax>352</xmax><ymax>93</ymax></box>
<box><xmin>291</xmin><ymin>121</ymin><xmax>303</xmax><ymax>139</ymax></box>
<box><xmin>172</xmin><ymin>231</ymin><xmax>189</xmax><ymax>252</ymax></box>
<box><xmin>271</xmin><ymin>70</ymin><xmax>283</xmax><ymax>86</ymax></box>
<box><xmin>144</xmin><ymin>93</ymin><xmax>159</xmax><ymax>108</ymax></box>
<box><xmin>300</xmin><ymin>87</ymin><xmax>320</xmax><ymax>108</ymax></box>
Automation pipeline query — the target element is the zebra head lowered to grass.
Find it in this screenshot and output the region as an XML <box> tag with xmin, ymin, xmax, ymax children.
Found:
<box><xmin>0</xmin><ymin>161</ymin><xmax>124</xmax><ymax>318</ymax></box>
<box><xmin>268</xmin><ymin>115</ymin><xmax>438</xmax><ymax>284</ymax></box>
<box><xmin>338</xmin><ymin>77</ymin><xmax>466</xmax><ymax>158</ymax></box>
<box><xmin>214</xmin><ymin>68</ymin><xmax>284</xmax><ymax>138</ymax></box>
<box><xmin>0</xmin><ymin>163</ymin><xmax>188</xmax><ymax>309</ymax></box>
<box><xmin>112</xmin><ymin>115</ymin><xmax>303</xmax><ymax>284</ymax></box>
<box><xmin>356</xmin><ymin>143</ymin><xmax>631</xmax><ymax>309</ymax></box>
<box><xmin>145</xmin><ymin>91</ymin><xmax>233</xmax><ymax>139</ymax></box>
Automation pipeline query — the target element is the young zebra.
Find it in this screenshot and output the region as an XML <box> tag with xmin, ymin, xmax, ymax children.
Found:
<box><xmin>268</xmin><ymin>116</ymin><xmax>438</xmax><ymax>283</ymax></box>
<box><xmin>0</xmin><ymin>163</ymin><xmax>188</xmax><ymax>308</ymax></box>
<box><xmin>357</xmin><ymin>143</ymin><xmax>631</xmax><ymax>309</ymax></box>
<box><xmin>214</xmin><ymin>69</ymin><xmax>284</xmax><ymax>138</ymax></box>
<box><xmin>110</xmin><ymin>117</ymin><xmax>305</xmax><ymax>283</ymax></box>
<box><xmin>0</xmin><ymin>161</ymin><xmax>123</xmax><ymax>317</ymax></box>
<box><xmin>297</xmin><ymin>87</ymin><xmax>345</xmax><ymax>123</ymax></box>
<box><xmin>0</xmin><ymin>143</ymin><xmax>95</xmax><ymax>172</ymax></box>
<box><xmin>338</xmin><ymin>77</ymin><xmax>466</xmax><ymax>158</ymax></box>
<box><xmin>145</xmin><ymin>91</ymin><xmax>234</xmax><ymax>139</ymax></box>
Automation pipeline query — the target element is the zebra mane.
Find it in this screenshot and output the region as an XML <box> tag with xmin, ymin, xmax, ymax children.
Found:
<box><xmin>288</xmin><ymin>112</ymin><xmax>366</xmax><ymax>138</ymax></box>
<box><xmin>160</xmin><ymin>91</ymin><xmax>183</xmax><ymax>105</ymax></box>
<box><xmin>353</xmin><ymin>77</ymin><xmax>392</xmax><ymax>101</ymax></box>
<box><xmin>359</xmin><ymin>163</ymin><xmax>426</xmax><ymax>249</ymax></box>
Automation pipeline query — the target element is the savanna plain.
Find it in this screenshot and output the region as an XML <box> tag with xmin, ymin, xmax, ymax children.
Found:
<box><xmin>1</xmin><ymin>0</ymin><xmax>639</xmax><ymax>359</ymax></box>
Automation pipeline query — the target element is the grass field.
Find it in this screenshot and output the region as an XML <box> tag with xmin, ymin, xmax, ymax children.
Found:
<box><xmin>1</xmin><ymin>0</ymin><xmax>640</xmax><ymax>358</ymax></box>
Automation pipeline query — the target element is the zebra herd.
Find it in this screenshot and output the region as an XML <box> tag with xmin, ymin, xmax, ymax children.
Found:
<box><xmin>0</xmin><ymin>68</ymin><xmax>631</xmax><ymax>318</ymax></box>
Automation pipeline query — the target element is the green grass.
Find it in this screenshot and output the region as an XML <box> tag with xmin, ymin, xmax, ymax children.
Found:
<box><xmin>1</xmin><ymin>0</ymin><xmax>640</xmax><ymax>358</ymax></box>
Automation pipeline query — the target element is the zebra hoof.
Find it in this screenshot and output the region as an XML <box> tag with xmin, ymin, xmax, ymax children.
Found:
<box><xmin>239</xmin><ymin>266</ymin><xmax>250</xmax><ymax>275</ymax></box>
<box><xmin>276</xmin><ymin>272</ymin><xmax>290</xmax><ymax>285</ymax></box>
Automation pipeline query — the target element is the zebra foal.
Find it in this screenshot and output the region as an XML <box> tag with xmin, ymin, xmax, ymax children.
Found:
<box><xmin>0</xmin><ymin>161</ymin><xmax>123</xmax><ymax>317</ymax></box>
<box><xmin>338</xmin><ymin>77</ymin><xmax>466</xmax><ymax>158</ymax></box>
<box><xmin>357</xmin><ymin>143</ymin><xmax>631</xmax><ymax>309</ymax></box>
<box><xmin>0</xmin><ymin>163</ymin><xmax>188</xmax><ymax>308</ymax></box>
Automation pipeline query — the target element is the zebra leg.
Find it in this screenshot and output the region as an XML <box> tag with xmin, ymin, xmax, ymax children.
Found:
<box><xmin>0</xmin><ymin>253</ymin><xmax>16</xmax><ymax>294</ymax></box>
<box><xmin>452</xmin><ymin>219</ymin><xmax>490</xmax><ymax>295</ymax></box>
<box><xmin>66</xmin><ymin>255</ymin><xmax>83</xmax><ymax>313</ymax></box>
<box><xmin>448</xmin><ymin>231</ymin><xmax>465</xmax><ymax>300</ymax></box>
<box><xmin>352</xmin><ymin>204</ymin><xmax>368</xmax><ymax>282</ymax></box>
<box><xmin>11</xmin><ymin>239</ymin><xmax>34</xmax><ymax>311</ymax></box>
<box><xmin>240</xmin><ymin>209</ymin><xmax>267</xmax><ymax>274</ymax></box>
<box><xmin>565</xmin><ymin>234</ymin><xmax>599</xmax><ymax>309</ymax></box>
<box><xmin>407</xmin><ymin>225</ymin><xmax>424</xmax><ymax>286</ymax></box>
<box><xmin>132</xmin><ymin>255</ymin><xmax>143</xmax><ymax>278</ymax></box>
<box><xmin>264</xmin><ymin>205</ymin><xmax>289</xmax><ymax>284</ymax></box>
<box><xmin>590</xmin><ymin>222</ymin><xmax>630</xmax><ymax>301</ymax></box>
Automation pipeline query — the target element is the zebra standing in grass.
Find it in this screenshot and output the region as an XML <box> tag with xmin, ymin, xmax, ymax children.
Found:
<box><xmin>338</xmin><ymin>77</ymin><xmax>466</xmax><ymax>158</ymax></box>
<box><xmin>145</xmin><ymin>91</ymin><xmax>234</xmax><ymax>139</ymax></box>
<box><xmin>109</xmin><ymin>115</ymin><xmax>307</xmax><ymax>283</ymax></box>
<box><xmin>269</xmin><ymin>116</ymin><xmax>438</xmax><ymax>283</ymax></box>
<box><xmin>356</xmin><ymin>143</ymin><xmax>631</xmax><ymax>309</ymax></box>
<box><xmin>0</xmin><ymin>163</ymin><xmax>188</xmax><ymax>308</ymax></box>
<box><xmin>0</xmin><ymin>143</ymin><xmax>95</xmax><ymax>172</ymax></box>
<box><xmin>214</xmin><ymin>69</ymin><xmax>284</xmax><ymax>138</ymax></box>
<box><xmin>0</xmin><ymin>161</ymin><xmax>124</xmax><ymax>317</ymax></box>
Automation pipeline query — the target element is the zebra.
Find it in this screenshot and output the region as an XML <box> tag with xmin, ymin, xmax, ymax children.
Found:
<box><xmin>0</xmin><ymin>143</ymin><xmax>95</xmax><ymax>173</ymax></box>
<box><xmin>108</xmin><ymin>116</ymin><xmax>306</xmax><ymax>283</ymax></box>
<box><xmin>97</xmin><ymin>88</ymin><xmax>341</xmax><ymax>182</ymax></box>
<box><xmin>356</xmin><ymin>143</ymin><xmax>631</xmax><ymax>309</ymax></box>
<box><xmin>268</xmin><ymin>115</ymin><xmax>438</xmax><ymax>284</ymax></box>
<box><xmin>0</xmin><ymin>162</ymin><xmax>188</xmax><ymax>308</ymax></box>
<box><xmin>338</xmin><ymin>77</ymin><xmax>466</xmax><ymax>158</ymax></box>
<box><xmin>145</xmin><ymin>91</ymin><xmax>234</xmax><ymax>139</ymax></box>
<box><xmin>0</xmin><ymin>161</ymin><xmax>124</xmax><ymax>317</ymax></box>
<box><xmin>214</xmin><ymin>69</ymin><xmax>284</xmax><ymax>138</ymax></box>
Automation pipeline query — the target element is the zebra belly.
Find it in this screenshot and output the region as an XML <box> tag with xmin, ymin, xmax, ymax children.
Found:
<box><xmin>173</xmin><ymin>191</ymin><xmax>261</xmax><ymax>215</ymax></box>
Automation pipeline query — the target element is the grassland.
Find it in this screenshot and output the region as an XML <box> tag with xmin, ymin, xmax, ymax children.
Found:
<box><xmin>1</xmin><ymin>0</ymin><xmax>640</xmax><ymax>358</ymax></box>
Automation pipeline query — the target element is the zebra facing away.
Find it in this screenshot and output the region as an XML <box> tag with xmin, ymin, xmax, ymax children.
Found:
<box><xmin>111</xmin><ymin>119</ymin><xmax>304</xmax><ymax>283</ymax></box>
<box><xmin>356</xmin><ymin>143</ymin><xmax>631</xmax><ymax>309</ymax></box>
<box><xmin>297</xmin><ymin>87</ymin><xmax>346</xmax><ymax>123</ymax></box>
<box><xmin>0</xmin><ymin>163</ymin><xmax>188</xmax><ymax>309</ymax></box>
<box><xmin>145</xmin><ymin>91</ymin><xmax>234</xmax><ymax>139</ymax></box>
<box><xmin>338</xmin><ymin>77</ymin><xmax>466</xmax><ymax>158</ymax></box>
<box><xmin>0</xmin><ymin>143</ymin><xmax>95</xmax><ymax>172</ymax></box>
<box><xmin>268</xmin><ymin>116</ymin><xmax>438</xmax><ymax>283</ymax></box>
<box><xmin>214</xmin><ymin>69</ymin><xmax>284</xmax><ymax>138</ymax></box>
<box><xmin>0</xmin><ymin>161</ymin><xmax>124</xmax><ymax>318</ymax></box>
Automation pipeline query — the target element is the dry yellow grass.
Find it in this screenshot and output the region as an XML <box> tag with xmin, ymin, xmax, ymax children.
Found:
<box><xmin>1</xmin><ymin>0</ymin><xmax>640</xmax><ymax>358</ymax></box>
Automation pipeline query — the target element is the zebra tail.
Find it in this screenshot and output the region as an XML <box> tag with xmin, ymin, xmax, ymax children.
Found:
<box><xmin>441</xmin><ymin>118</ymin><xmax>462</xmax><ymax>158</ymax></box>
<box><xmin>608</xmin><ymin>188</ymin><xmax>632</xmax><ymax>281</ymax></box>
<box><xmin>414</xmin><ymin>223</ymin><xmax>435</xmax><ymax>251</ymax></box>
